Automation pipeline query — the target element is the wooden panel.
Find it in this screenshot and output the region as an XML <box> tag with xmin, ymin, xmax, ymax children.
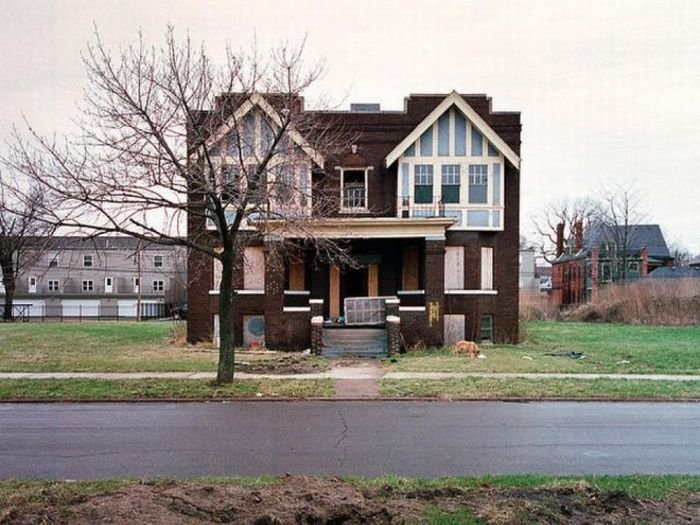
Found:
<box><xmin>329</xmin><ymin>265</ymin><xmax>340</xmax><ymax>318</ymax></box>
<box><xmin>402</xmin><ymin>246</ymin><xmax>419</xmax><ymax>290</ymax></box>
<box><xmin>367</xmin><ymin>264</ymin><xmax>379</xmax><ymax>296</ymax></box>
<box><xmin>481</xmin><ymin>247</ymin><xmax>493</xmax><ymax>290</ymax></box>
<box><xmin>444</xmin><ymin>314</ymin><xmax>465</xmax><ymax>346</ymax></box>
<box><xmin>444</xmin><ymin>246</ymin><xmax>465</xmax><ymax>289</ymax></box>
<box><xmin>288</xmin><ymin>262</ymin><xmax>305</xmax><ymax>291</ymax></box>
<box><xmin>243</xmin><ymin>247</ymin><xmax>265</xmax><ymax>290</ymax></box>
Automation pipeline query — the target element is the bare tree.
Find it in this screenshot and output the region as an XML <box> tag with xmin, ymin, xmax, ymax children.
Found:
<box><xmin>0</xmin><ymin>178</ymin><xmax>54</xmax><ymax>320</ymax></box>
<box><xmin>2</xmin><ymin>28</ymin><xmax>352</xmax><ymax>382</ymax></box>
<box><xmin>594</xmin><ymin>184</ymin><xmax>647</xmax><ymax>282</ymax></box>
<box><xmin>531</xmin><ymin>197</ymin><xmax>600</xmax><ymax>262</ymax></box>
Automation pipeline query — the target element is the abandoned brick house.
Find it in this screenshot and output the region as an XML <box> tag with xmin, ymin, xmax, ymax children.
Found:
<box><xmin>187</xmin><ymin>91</ymin><xmax>521</xmax><ymax>353</ymax></box>
<box><xmin>551</xmin><ymin>222</ymin><xmax>674</xmax><ymax>306</ymax></box>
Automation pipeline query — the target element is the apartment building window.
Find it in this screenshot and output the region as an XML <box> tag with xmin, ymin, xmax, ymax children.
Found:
<box><xmin>441</xmin><ymin>165</ymin><xmax>460</xmax><ymax>204</ymax></box>
<box><xmin>340</xmin><ymin>169</ymin><xmax>367</xmax><ymax>211</ymax></box>
<box><xmin>48</xmin><ymin>280</ymin><xmax>60</xmax><ymax>292</ymax></box>
<box><xmin>82</xmin><ymin>280</ymin><xmax>94</xmax><ymax>292</ymax></box>
<box><xmin>133</xmin><ymin>277</ymin><xmax>140</xmax><ymax>293</ymax></box>
<box><xmin>414</xmin><ymin>164</ymin><xmax>433</xmax><ymax>204</ymax></box>
<box><xmin>48</xmin><ymin>252</ymin><xmax>59</xmax><ymax>267</ymax></box>
<box><xmin>153</xmin><ymin>255</ymin><xmax>163</xmax><ymax>268</ymax></box>
<box><xmin>83</xmin><ymin>254</ymin><xmax>93</xmax><ymax>267</ymax></box>
<box><xmin>469</xmin><ymin>165</ymin><xmax>488</xmax><ymax>204</ymax></box>
<box><xmin>152</xmin><ymin>280</ymin><xmax>164</xmax><ymax>292</ymax></box>
<box><xmin>105</xmin><ymin>276</ymin><xmax>114</xmax><ymax>293</ymax></box>
<box><xmin>28</xmin><ymin>276</ymin><xmax>37</xmax><ymax>294</ymax></box>
<box><xmin>480</xmin><ymin>314</ymin><xmax>494</xmax><ymax>343</ymax></box>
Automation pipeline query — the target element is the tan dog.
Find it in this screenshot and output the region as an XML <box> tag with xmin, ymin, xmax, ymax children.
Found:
<box><xmin>452</xmin><ymin>340</ymin><xmax>481</xmax><ymax>358</ymax></box>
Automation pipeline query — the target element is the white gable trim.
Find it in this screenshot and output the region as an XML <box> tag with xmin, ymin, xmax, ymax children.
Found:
<box><xmin>384</xmin><ymin>91</ymin><xmax>520</xmax><ymax>169</ymax></box>
<box><xmin>196</xmin><ymin>93</ymin><xmax>325</xmax><ymax>167</ymax></box>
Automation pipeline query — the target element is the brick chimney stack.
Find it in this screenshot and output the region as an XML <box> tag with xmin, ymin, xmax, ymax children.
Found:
<box><xmin>556</xmin><ymin>223</ymin><xmax>565</xmax><ymax>257</ymax></box>
<box><xmin>641</xmin><ymin>247</ymin><xmax>649</xmax><ymax>276</ymax></box>
<box><xmin>574</xmin><ymin>220</ymin><xmax>584</xmax><ymax>251</ymax></box>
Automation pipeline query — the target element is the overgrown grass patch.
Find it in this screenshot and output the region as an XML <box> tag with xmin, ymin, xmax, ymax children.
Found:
<box><xmin>381</xmin><ymin>377</ymin><xmax>700</xmax><ymax>400</ymax></box>
<box><xmin>388</xmin><ymin>322</ymin><xmax>700</xmax><ymax>375</ymax></box>
<box><xmin>0</xmin><ymin>378</ymin><xmax>334</xmax><ymax>400</ymax></box>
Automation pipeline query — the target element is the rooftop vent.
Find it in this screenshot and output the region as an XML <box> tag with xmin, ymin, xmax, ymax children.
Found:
<box><xmin>350</xmin><ymin>103</ymin><xmax>381</xmax><ymax>112</ymax></box>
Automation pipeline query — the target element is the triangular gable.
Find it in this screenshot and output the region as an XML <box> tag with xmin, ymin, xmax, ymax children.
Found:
<box><xmin>385</xmin><ymin>91</ymin><xmax>520</xmax><ymax>169</ymax></box>
<box><xmin>202</xmin><ymin>93</ymin><xmax>325</xmax><ymax>167</ymax></box>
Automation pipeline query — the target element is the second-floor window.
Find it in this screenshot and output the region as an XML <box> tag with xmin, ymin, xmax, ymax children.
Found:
<box><xmin>441</xmin><ymin>165</ymin><xmax>461</xmax><ymax>204</ymax></box>
<box><xmin>153</xmin><ymin>280</ymin><xmax>164</xmax><ymax>292</ymax></box>
<box><xmin>414</xmin><ymin>165</ymin><xmax>433</xmax><ymax>204</ymax></box>
<box><xmin>154</xmin><ymin>255</ymin><xmax>163</xmax><ymax>268</ymax></box>
<box><xmin>82</xmin><ymin>280</ymin><xmax>94</xmax><ymax>292</ymax></box>
<box><xmin>48</xmin><ymin>280</ymin><xmax>59</xmax><ymax>292</ymax></box>
<box><xmin>468</xmin><ymin>165</ymin><xmax>488</xmax><ymax>204</ymax></box>
<box><xmin>48</xmin><ymin>253</ymin><xmax>59</xmax><ymax>267</ymax></box>
<box><xmin>341</xmin><ymin>169</ymin><xmax>367</xmax><ymax>210</ymax></box>
<box><xmin>83</xmin><ymin>254</ymin><xmax>93</xmax><ymax>268</ymax></box>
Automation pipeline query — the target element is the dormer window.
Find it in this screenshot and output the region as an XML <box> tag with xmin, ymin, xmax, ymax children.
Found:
<box><xmin>340</xmin><ymin>168</ymin><xmax>369</xmax><ymax>212</ymax></box>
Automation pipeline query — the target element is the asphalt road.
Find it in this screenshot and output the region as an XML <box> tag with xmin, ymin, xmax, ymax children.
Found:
<box><xmin>1</xmin><ymin>401</ymin><xmax>698</xmax><ymax>479</ymax></box>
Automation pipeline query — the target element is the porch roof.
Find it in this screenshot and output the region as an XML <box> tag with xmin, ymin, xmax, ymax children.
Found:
<box><xmin>265</xmin><ymin>217</ymin><xmax>455</xmax><ymax>239</ymax></box>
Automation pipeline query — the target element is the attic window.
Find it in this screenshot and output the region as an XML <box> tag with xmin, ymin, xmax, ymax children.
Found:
<box><xmin>340</xmin><ymin>169</ymin><xmax>368</xmax><ymax>211</ymax></box>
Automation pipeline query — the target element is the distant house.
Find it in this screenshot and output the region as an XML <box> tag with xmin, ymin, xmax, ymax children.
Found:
<box><xmin>648</xmin><ymin>266</ymin><xmax>700</xmax><ymax>279</ymax></box>
<box><xmin>0</xmin><ymin>237</ymin><xmax>186</xmax><ymax>320</ymax></box>
<box><xmin>689</xmin><ymin>257</ymin><xmax>700</xmax><ymax>268</ymax></box>
<box><xmin>519</xmin><ymin>248</ymin><xmax>537</xmax><ymax>289</ymax></box>
<box><xmin>551</xmin><ymin>223</ymin><xmax>674</xmax><ymax>305</ymax></box>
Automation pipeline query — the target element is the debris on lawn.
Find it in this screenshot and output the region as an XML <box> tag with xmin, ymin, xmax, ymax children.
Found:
<box><xmin>477</xmin><ymin>354</ymin><xmax>487</xmax><ymax>359</ymax></box>
<box><xmin>617</xmin><ymin>360</ymin><xmax>631</xmax><ymax>364</ymax></box>
<box><xmin>522</xmin><ymin>356</ymin><xmax>533</xmax><ymax>361</ymax></box>
<box><xmin>544</xmin><ymin>351</ymin><xmax>585</xmax><ymax>360</ymax></box>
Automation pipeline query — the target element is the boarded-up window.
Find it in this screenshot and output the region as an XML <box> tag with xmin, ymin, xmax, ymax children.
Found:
<box><xmin>444</xmin><ymin>246</ymin><xmax>465</xmax><ymax>289</ymax></box>
<box><xmin>444</xmin><ymin>314</ymin><xmax>465</xmax><ymax>346</ymax></box>
<box><xmin>402</xmin><ymin>246</ymin><xmax>419</xmax><ymax>290</ymax></box>
<box><xmin>243</xmin><ymin>247</ymin><xmax>265</xmax><ymax>290</ymax></box>
<box><xmin>213</xmin><ymin>259</ymin><xmax>222</xmax><ymax>290</ymax></box>
<box><xmin>288</xmin><ymin>261</ymin><xmax>305</xmax><ymax>291</ymax></box>
<box><xmin>481</xmin><ymin>247</ymin><xmax>494</xmax><ymax>290</ymax></box>
<box><xmin>367</xmin><ymin>264</ymin><xmax>379</xmax><ymax>296</ymax></box>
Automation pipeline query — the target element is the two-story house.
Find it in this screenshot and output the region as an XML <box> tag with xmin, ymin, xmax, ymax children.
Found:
<box><xmin>187</xmin><ymin>91</ymin><xmax>521</xmax><ymax>351</ymax></box>
<box><xmin>1</xmin><ymin>236</ymin><xmax>185</xmax><ymax>319</ymax></box>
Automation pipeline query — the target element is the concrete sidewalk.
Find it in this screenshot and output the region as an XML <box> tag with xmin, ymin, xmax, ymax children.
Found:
<box><xmin>2</xmin><ymin>369</ymin><xmax>699</xmax><ymax>381</ymax></box>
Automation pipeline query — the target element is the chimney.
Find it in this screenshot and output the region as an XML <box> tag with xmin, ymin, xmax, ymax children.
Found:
<box><xmin>556</xmin><ymin>223</ymin><xmax>565</xmax><ymax>257</ymax></box>
<box><xmin>641</xmin><ymin>247</ymin><xmax>649</xmax><ymax>276</ymax></box>
<box><xmin>574</xmin><ymin>220</ymin><xmax>584</xmax><ymax>251</ymax></box>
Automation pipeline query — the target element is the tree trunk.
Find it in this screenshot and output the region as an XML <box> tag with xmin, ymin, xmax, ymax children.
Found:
<box><xmin>1</xmin><ymin>259</ymin><xmax>16</xmax><ymax>321</ymax></box>
<box><xmin>216</xmin><ymin>254</ymin><xmax>235</xmax><ymax>383</ymax></box>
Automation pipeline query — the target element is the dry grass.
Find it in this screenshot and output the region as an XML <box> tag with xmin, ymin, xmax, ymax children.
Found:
<box><xmin>566</xmin><ymin>278</ymin><xmax>700</xmax><ymax>325</ymax></box>
<box><xmin>520</xmin><ymin>289</ymin><xmax>560</xmax><ymax>321</ymax></box>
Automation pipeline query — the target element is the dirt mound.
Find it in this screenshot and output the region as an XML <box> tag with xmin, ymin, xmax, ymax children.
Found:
<box><xmin>3</xmin><ymin>476</ymin><xmax>698</xmax><ymax>524</ymax></box>
<box><xmin>237</xmin><ymin>355</ymin><xmax>325</xmax><ymax>375</ymax></box>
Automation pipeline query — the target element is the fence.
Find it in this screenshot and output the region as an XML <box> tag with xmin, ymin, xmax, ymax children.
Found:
<box><xmin>7</xmin><ymin>302</ymin><xmax>169</xmax><ymax>322</ymax></box>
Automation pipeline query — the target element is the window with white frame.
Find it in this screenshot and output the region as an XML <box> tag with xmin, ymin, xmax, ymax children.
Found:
<box><xmin>469</xmin><ymin>165</ymin><xmax>488</xmax><ymax>204</ymax></box>
<box><xmin>82</xmin><ymin>280</ymin><xmax>94</xmax><ymax>292</ymax></box>
<box><xmin>28</xmin><ymin>276</ymin><xmax>37</xmax><ymax>293</ymax></box>
<box><xmin>48</xmin><ymin>280</ymin><xmax>59</xmax><ymax>292</ymax></box>
<box><xmin>340</xmin><ymin>169</ymin><xmax>367</xmax><ymax>210</ymax></box>
<box><xmin>152</xmin><ymin>280</ymin><xmax>164</xmax><ymax>292</ymax></box>
<box><xmin>82</xmin><ymin>254</ymin><xmax>93</xmax><ymax>268</ymax></box>
<box><xmin>414</xmin><ymin>164</ymin><xmax>433</xmax><ymax>204</ymax></box>
<box><xmin>441</xmin><ymin>165</ymin><xmax>460</xmax><ymax>204</ymax></box>
<box><xmin>133</xmin><ymin>277</ymin><xmax>140</xmax><ymax>293</ymax></box>
<box><xmin>153</xmin><ymin>255</ymin><xmax>164</xmax><ymax>268</ymax></box>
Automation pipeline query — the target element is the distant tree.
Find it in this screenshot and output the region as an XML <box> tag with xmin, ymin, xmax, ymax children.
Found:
<box><xmin>2</xmin><ymin>28</ymin><xmax>353</xmax><ymax>382</ymax></box>
<box><xmin>667</xmin><ymin>241</ymin><xmax>695</xmax><ymax>267</ymax></box>
<box><xmin>0</xmin><ymin>179</ymin><xmax>54</xmax><ymax>320</ymax></box>
<box><xmin>532</xmin><ymin>197</ymin><xmax>600</xmax><ymax>263</ymax></box>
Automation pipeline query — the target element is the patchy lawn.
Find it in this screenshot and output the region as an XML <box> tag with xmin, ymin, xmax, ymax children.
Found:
<box><xmin>0</xmin><ymin>321</ymin><xmax>328</xmax><ymax>373</ymax></box>
<box><xmin>387</xmin><ymin>322</ymin><xmax>700</xmax><ymax>375</ymax></box>
<box><xmin>0</xmin><ymin>378</ymin><xmax>334</xmax><ymax>400</ymax></box>
<box><xmin>382</xmin><ymin>377</ymin><xmax>700</xmax><ymax>400</ymax></box>
<box><xmin>1</xmin><ymin>475</ymin><xmax>699</xmax><ymax>524</ymax></box>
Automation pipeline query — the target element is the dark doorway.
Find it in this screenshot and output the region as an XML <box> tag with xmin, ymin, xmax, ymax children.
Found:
<box><xmin>341</xmin><ymin>267</ymin><xmax>368</xmax><ymax>311</ymax></box>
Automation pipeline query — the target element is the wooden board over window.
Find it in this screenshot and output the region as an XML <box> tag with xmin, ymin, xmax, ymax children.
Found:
<box><xmin>481</xmin><ymin>247</ymin><xmax>494</xmax><ymax>290</ymax></box>
<box><xmin>367</xmin><ymin>264</ymin><xmax>379</xmax><ymax>296</ymax></box>
<box><xmin>329</xmin><ymin>265</ymin><xmax>340</xmax><ymax>318</ymax></box>
<box><xmin>444</xmin><ymin>246</ymin><xmax>465</xmax><ymax>289</ymax></box>
<box><xmin>444</xmin><ymin>314</ymin><xmax>465</xmax><ymax>346</ymax></box>
<box><xmin>402</xmin><ymin>246</ymin><xmax>419</xmax><ymax>290</ymax></box>
<box><xmin>288</xmin><ymin>261</ymin><xmax>305</xmax><ymax>290</ymax></box>
<box><xmin>243</xmin><ymin>247</ymin><xmax>265</xmax><ymax>290</ymax></box>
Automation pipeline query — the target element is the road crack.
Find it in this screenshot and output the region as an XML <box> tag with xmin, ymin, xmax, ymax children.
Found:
<box><xmin>334</xmin><ymin>407</ymin><xmax>349</xmax><ymax>468</ymax></box>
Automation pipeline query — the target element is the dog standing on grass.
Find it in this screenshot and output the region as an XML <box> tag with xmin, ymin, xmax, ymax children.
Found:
<box><xmin>452</xmin><ymin>340</ymin><xmax>481</xmax><ymax>358</ymax></box>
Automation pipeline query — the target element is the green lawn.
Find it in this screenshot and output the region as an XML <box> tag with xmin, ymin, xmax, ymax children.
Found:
<box><xmin>0</xmin><ymin>321</ymin><xmax>328</xmax><ymax>373</ymax></box>
<box><xmin>382</xmin><ymin>377</ymin><xmax>700</xmax><ymax>400</ymax></box>
<box><xmin>387</xmin><ymin>322</ymin><xmax>700</xmax><ymax>375</ymax></box>
<box><xmin>0</xmin><ymin>378</ymin><xmax>334</xmax><ymax>400</ymax></box>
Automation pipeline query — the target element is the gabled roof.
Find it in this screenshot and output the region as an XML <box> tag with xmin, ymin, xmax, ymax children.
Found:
<box><xmin>584</xmin><ymin>224</ymin><xmax>672</xmax><ymax>260</ymax></box>
<box><xmin>200</xmin><ymin>93</ymin><xmax>325</xmax><ymax>167</ymax></box>
<box><xmin>649</xmin><ymin>266</ymin><xmax>700</xmax><ymax>279</ymax></box>
<box><xmin>384</xmin><ymin>91</ymin><xmax>521</xmax><ymax>169</ymax></box>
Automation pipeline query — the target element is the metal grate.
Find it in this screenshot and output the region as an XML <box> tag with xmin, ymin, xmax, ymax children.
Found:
<box><xmin>344</xmin><ymin>297</ymin><xmax>387</xmax><ymax>325</ymax></box>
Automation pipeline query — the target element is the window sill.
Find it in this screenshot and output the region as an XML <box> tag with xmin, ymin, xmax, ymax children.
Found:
<box><xmin>445</xmin><ymin>289</ymin><xmax>498</xmax><ymax>295</ymax></box>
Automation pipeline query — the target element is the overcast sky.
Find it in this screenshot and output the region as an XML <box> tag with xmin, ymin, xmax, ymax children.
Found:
<box><xmin>1</xmin><ymin>0</ymin><xmax>699</xmax><ymax>250</ymax></box>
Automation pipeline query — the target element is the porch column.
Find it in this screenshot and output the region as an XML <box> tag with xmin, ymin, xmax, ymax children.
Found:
<box><xmin>263</xmin><ymin>236</ymin><xmax>285</xmax><ymax>348</ymax></box>
<box><xmin>310</xmin><ymin>299</ymin><xmax>324</xmax><ymax>355</ymax></box>
<box><xmin>424</xmin><ymin>237</ymin><xmax>445</xmax><ymax>346</ymax></box>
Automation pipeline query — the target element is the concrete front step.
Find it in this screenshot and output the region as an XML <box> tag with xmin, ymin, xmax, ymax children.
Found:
<box><xmin>321</xmin><ymin>327</ymin><xmax>388</xmax><ymax>358</ymax></box>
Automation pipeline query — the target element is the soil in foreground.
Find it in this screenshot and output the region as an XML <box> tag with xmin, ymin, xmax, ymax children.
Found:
<box><xmin>3</xmin><ymin>476</ymin><xmax>699</xmax><ymax>524</ymax></box>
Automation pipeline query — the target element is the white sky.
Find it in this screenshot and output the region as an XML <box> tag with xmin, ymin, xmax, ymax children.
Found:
<box><xmin>1</xmin><ymin>0</ymin><xmax>699</xmax><ymax>250</ymax></box>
